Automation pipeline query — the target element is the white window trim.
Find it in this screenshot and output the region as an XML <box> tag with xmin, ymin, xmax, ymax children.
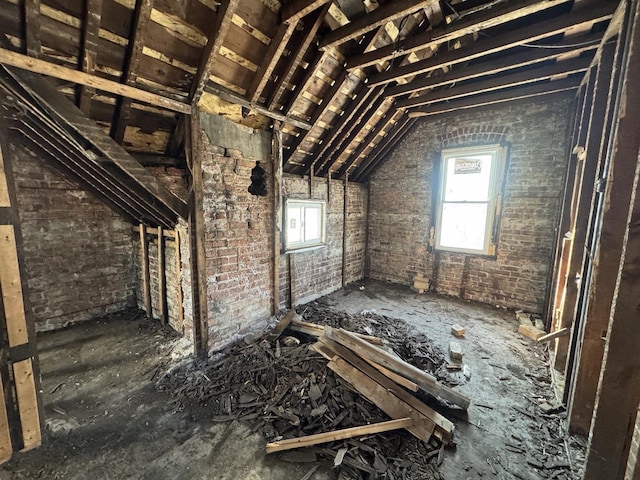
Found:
<box><xmin>434</xmin><ymin>144</ymin><xmax>507</xmax><ymax>256</ymax></box>
<box><xmin>283</xmin><ymin>198</ymin><xmax>327</xmax><ymax>253</ymax></box>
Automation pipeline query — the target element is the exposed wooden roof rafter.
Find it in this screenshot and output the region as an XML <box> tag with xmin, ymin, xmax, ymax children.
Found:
<box><xmin>281</xmin><ymin>0</ymin><xmax>333</xmax><ymax>25</ymax></box>
<box><xmin>111</xmin><ymin>0</ymin><xmax>154</xmax><ymax>144</ymax></box>
<box><xmin>78</xmin><ymin>0</ymin><xmax>103</xmax><ymax>116</ymax></box>
<box><xmin>190</xmin><ymin>0</ymin><xmax>237</xmax><ymax>106</ymax></box>
<box><xmin>23</xmin><ymin>0</ymin><xmax>41</xmax><ymax>58</ymax></box>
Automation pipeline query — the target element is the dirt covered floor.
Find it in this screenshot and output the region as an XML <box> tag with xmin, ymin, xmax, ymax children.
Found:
<box><xmin>3</xmin><ymin>280</ymin><xmax>584</xmax><ymax>479</ymax></box>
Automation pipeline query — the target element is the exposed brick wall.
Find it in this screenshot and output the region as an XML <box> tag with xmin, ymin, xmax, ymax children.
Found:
<box><xmin>279</xmin><ymin>177</ymin><xmax>368</xmax><ymax>307</ymax></box>
<box><xmin>10</xmin><ymin>141</ymin><xmax>136</xmax><ymax>331</ymax></box>
<box><xmin>368</xmin><ymin>95</ymin><xmax>574</xmax><ymax>313</ymax></box>
<box><xmin>197</xmin><ymin>113</ymin><xmax>367</xmax><ymax>352</ymax></box>
<box><xmin>132</xmin><ymin>168</ymin><xmax>189</xmax><ymax>335</ymax></box>
<box><xmin>626</xmin><ymin>407</ymin><xmax>640</xmax><ymax>479</ymax></box>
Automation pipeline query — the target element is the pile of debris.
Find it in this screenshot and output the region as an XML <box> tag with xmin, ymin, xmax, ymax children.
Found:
<box><xmin>157</xmin><ymin>302</ymin><xmax>470</xmax><ymax>479</ymax></box>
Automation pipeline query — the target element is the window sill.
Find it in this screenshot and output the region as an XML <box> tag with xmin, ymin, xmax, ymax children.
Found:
<box><xmin>284</xmin><ymin>244</ymin><xmax>326</xmax><ymax>255</ymax></box>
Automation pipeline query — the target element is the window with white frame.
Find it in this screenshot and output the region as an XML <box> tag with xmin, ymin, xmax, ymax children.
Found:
<box><xmin>284</xmin><ymin>199</ymin><xmax>326</xmax><ymax>252</ymax></box>
<box><xmin>435</xmin><ymin>144</ymin><xmax>507</xmax><ymax>255</ymax></box>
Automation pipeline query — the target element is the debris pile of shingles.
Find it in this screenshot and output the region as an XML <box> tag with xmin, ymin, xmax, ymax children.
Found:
<box><xmin>156</xmin><ymin>303</ymin><xmax>467</xmax><ymax>479</ymax></box>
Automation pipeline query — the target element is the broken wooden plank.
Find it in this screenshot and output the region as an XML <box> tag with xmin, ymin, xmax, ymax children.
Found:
<box><xmin>518</xmin><ymin>324</ymin><xmax>545</xmax><ymax>341</ymax></box>
<box><xmin>290</xmin><ymin>319</ymin><xmax>384</xmax><ymax>345</ymax></box>
<box><xmin>269</xmin><ymin>310</ymin><xmax>297</xmax><ymax>340</ymax></box>
<box><xmin>537</xmin><ymin>327</ymin><xmax>570</xmax><ymax>343</ymax></box>
<box><xmin>317</xmin><ymin>337</ymin><xmax>455</xmax><ymax>444</ymax></box>
<box><xmin>325</xmin><ymin>327</ymin><xmax>470</xmax><ymax>410</ymax></box>
<box><xmin>265</xmin><ymin>417</ymin><xmax>412</xmax><ymax>453</ymax></box>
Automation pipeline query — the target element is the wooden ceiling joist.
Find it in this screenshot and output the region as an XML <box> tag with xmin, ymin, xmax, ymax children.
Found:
<box><xmin>78</xmin><ymin>0</ymin><xmax>103</xmax><ymax>116</ymax></box>
<box><xmin>310</xmin><ymin>86</ymin><xmax>382</xmax><ymax>174</ymax></box>
<box><xmin>111</xmin><ymin>0</ymin><xmax>154</xmax><ymax>144</ymax></box>
<box><xmin>367</xmin><ymin>1</ymin><xmax>616</xmax><ymax>87</ymax></box>
<box><xmin>352</xmin><ymin>113</ymin><xmax>415</xmax><ymax>182</ymax></box>
<box><xmin>204</xmin><ymin>82</ymin><xmax>312</xmax><ymax>130</ymax></box>
<box><xmin>248</xmin><ymin>21</ymin><xmax>297</xmax><ymax>104</ymax></box>
<box><xmin>407</xmin><ymin>78</ymin><xmax>580</xmax><ymax>117</ymax></box>
<box><xmin>318</xmin><ymin>93</ymin><xmax>389</xmax><ymax>176</ymax></box>
<box><xmin>386</xmin><ymin>33</ymin><xmax>602</xmax><ymax>98</ymax></box>
<box><xmin>346</xmin><ymin>0</ymin><xmax>574</xmax><ymax>71</ymax></box>
<box><xmin>267</xmin><ymin>4</ymin><xmax>329</xmax><ymax>111</ymax></box>
<box><xmin>23</xmin><ymin>0</ymin><xmax>41</xmax><ymax>58</ymax></box>
<box><xmin>335</xmin><ymin>107</ymin><xmax>398</xmax><ymax>179</ymax></box>
<box><xmin>319</xmin><ymin>0</ymin><xmax>437</xmax><ymax>50</ymax></box>
<box><xmin>283</xmin><ymin>50</ymin><xmax>326</xmax><ymax>116</ymax></box>
<box><xmin>190</xmin><ymin>0</ymin><xmax>238</xmax><ymax>106</ymax></box>
<box><xmin>281</xmin><ymin>0</ymin><xmax>333</xmax><ymax>25</ymax></box>
<box><xmin>0</xmin><ymin>47</ymin><xmax>191</xmax><ymax>114</ymax></box>
<box><xmin>397</xmin><ymin>56</ymin><xmax>592</xmax><ymax>108</ymax></box>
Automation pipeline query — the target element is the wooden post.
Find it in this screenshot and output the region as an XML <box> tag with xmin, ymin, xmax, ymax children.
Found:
<box><xmin>567</xmin><ymin>37</ymin><xmax>622</xmax><ymax>434</ymax></box>
<box><xmin>273</xmin><ymin>122</ymin><xmax>283</xmax><ymax>315</ymax></box>
<box><xmin>342</xmin><ymin>175</ymin><xmax>348</xmax><ymax>287</ymax></box>
<box><xmin>139</xmin><ymin>223</ymin><xmax>151</xmax><ymax>318</ymax></box>
<box><xmin>0</xmin><ymin>130</ymin><xmax>43</xmax><ymax>459</ymax></box>
<box><xmin>174</xmin><ymin>228</ymin><xmax>184</xmax><ymax>333</ymax></box>
<box><xmin>157</xmin><ymin>225</ymin><xmax>167</xmax><ymax>326</ymax></box>
<box><xmin>288</xmin><ymin>253</ymin><xmax>296</xmax><ymax>307</ymax></box>
<box><xmin>187</xmin><ymin>108</ymin><xmax>209</xmax><ymax>357</ymax></box>
<box><xmin>583</xmin><ymin>2</ymin><xmax>640</xmax><ymax>477</ymax></box>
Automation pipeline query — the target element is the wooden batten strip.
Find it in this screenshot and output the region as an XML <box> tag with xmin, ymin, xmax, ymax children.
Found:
<box><xmin>12</xmin><ymin>359</ymin><xmax>40</xmax><ymax>451</ymax></box>
<box><xmin>0</xmin><ymin>226</ymin><xmax>29</xmax><ymax>347</ymax></box>
<box><xmin>0</xmin><ymin>375</ymin><xmax>13</xmax><ymax>463</ymax></box>
<box><xmin>266</xmin><ymin>417</ymin><xmax>412</xmax><ymax>453</ymax></box>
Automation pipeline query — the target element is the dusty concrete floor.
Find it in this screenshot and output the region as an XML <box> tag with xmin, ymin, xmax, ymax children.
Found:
<box><xmin>2</xmin><ymin>280</ymin><xmax>579</xmax><ymax>479</ymax></box>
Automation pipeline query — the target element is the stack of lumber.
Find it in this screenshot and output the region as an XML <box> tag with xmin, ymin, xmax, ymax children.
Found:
<box><xmin>157</xmin><ymin>302</ymin><xmax>470</xmax><ymax>478</ymax></box>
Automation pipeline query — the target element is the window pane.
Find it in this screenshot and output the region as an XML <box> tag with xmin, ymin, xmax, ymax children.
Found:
<box><xmin>304</xmin><ymin>207</ymin><xmax>321</xmax><ymax>242</ymax></box>
<box><xmin>439</xmin><ymin>203</ymin><xmax>489</xmax><ymax>251</ymax></box>
<box><xmin>444</xmin><ymin>155</ymin><xmax>493</xmax><ymax>202</ymax></box>
<box><xmin>287</xmin><ymin>207</ymin><xmax>302</xmax><ymax>244</ymax></box>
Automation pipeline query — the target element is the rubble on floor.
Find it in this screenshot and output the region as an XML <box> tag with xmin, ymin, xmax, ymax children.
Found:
<box><xmin>156</xmin><ymin>302</ymin><xmax>471</xmax><ymax>479</ymax></box>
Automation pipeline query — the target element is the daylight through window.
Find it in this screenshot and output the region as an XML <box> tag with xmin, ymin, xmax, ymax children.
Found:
<box><xmin>284</xmin><ymin>199</ymin><xmax>326</xmax><ymax>252</ymax></box>
<box><xmin>435</xmin><ymin>145</ymin><xmax>506</xmax><ymax>255</ymax></box>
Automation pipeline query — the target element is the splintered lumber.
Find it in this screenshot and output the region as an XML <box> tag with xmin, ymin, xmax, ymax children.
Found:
<box><xmin>518</xmin><ymin>324</ymin><xmax>545</xmax><ymax>341</ymax></box>
<box><xmin>289</xmin><ymin>319</ymin><xmax>385</xmax><ymax>346</ymax></box>
<box><xmin>316</xmin><ymin>338</ymin><xmax>455</xmax><ymax>445</ymax></box>
<box><xmin>268</xmin><ymin>310</ymin><xmax>297</xmax><ymax>340</ymax></box>
<box><xmin>325</xmin><ymin>327</ymin><xmax>470</xmax><ymax>410</ymax></box>
<box><xmin>328</xmin><ymin>357</ymin><xmax>435</xmax><ymax>443</ymax></box>
<box><xmin>265</xmin><ymin>417</ymin><xmax>412</xmax><ymax>453</ymax></box>
<box><xmin>537</xmin><ymin>327</ymin><xmax>570</xmax><ymax>343</ymax></box>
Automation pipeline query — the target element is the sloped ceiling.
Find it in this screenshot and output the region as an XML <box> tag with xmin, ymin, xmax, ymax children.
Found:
<box><xmin>0</xmin><ymin>0</ymin><xmax>619</xmax><ymax>181</ymax></box>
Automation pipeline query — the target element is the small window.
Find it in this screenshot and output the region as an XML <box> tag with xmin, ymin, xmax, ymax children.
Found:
<box><xmin>435</xmin><ymin>144</ymin><xmax>507</xmax><ymax>255</ymax></box>
<box><xmin>284</xmin><ymin>199</ymin><xmax>326</xmax><ymax>252</ymax></box>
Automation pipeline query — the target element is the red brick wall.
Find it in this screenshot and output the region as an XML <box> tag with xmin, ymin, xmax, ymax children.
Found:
<box><xmin>367</xmin><ymin>95</ymin><xmax>574</xmax><ymax>313</ymax></box>
<box><xmin>197</xmin><ymin>113</ymin><xmax>368</xmax><ymax>352</ymax></box>
<box><xmin>279</xmin><ymin>177</ymin><xmax>368</xmax><ymax>307</ymax></box>
<box><xmin>10</xmin><ymin>141</ymin><xmax>136</xmax><ymax>331</ymax></box>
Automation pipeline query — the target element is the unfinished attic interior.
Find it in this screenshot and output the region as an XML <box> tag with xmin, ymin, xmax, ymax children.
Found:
<box><xmin>0</xmin><ymin>0</ymin><xmax>640</xmax><ymax>477</ymax></box>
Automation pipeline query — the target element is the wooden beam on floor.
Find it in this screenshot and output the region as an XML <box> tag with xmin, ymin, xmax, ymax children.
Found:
<box><xmin>281</xmin><ymin>0</ymin><xmax>332</xmax><ymax>24</ymax></box>
<box><xmin>111</xmin><ymin>0</ymin><xmax>153</xmax><ymax>144</ymax></box>
<box><xmin>190</xmin><ymin>0</ymin><xmax>239</xmax><ymax>106</ymax></box>
<box><xmin>386</xmin><ymin>34</ymin><xmax>601</xmax><ymax>98</ymax></box>
<box><xmin>397</xmin><ymin>57</ymin><xmax>591</xmax><ymax>109</ymax></box>
<box><xmin>319</xmin><ymin>0</ymin><xmax>437</xmax><ymax>50</ymax></box>
<box><xmin>248</xmin><ymin>22</ymin><xmax>297</xmax><ymax>104</ymax></box>
<box><xmin>78</xmin><ymin>0</ymin><xmax>103</xmax><ymax>116</ymax></box>
<box><xmin>204</xmin><ymin>83</ymin><xmax>311</xmax><ymax>131</ymax></box>
<box><xmin>266</xmin><ymin>417</ymin><xmax>412</xmax><ymax>453</ymax></box>
<box><xmin>363</xmin><ymin>1</ymin><xmax>614</xmax><ymax>85</ymax></box>
<box><xmin>268</xmin><ymin>5</ymin><xmax>329</xmax><ymax>111</ymax></box>
<box><xmin>583</xmin><ymin>4</ymin><xmax>640</xmax><ymax>474</ymax></box>
<box><xmin>23</xmin><ymin>0</ymin><xmax>41</xmax><ymax>58</ymax></box>
<box><xmin>0</xmin><ymin>48</ymin><xmax>191</xmax><ymax>115</ymax></box>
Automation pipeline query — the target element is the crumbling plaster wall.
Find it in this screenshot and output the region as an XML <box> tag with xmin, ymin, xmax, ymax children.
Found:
<box><xmin>11</xmin><ymin>140</ymin><xmax>136</xmax><ymax>331</ymax></box>
<box><xmin>367</xmin><ymin>95</ymin><xmax>575</xmax><ymax>313</ymax></box>
<box><xmin>198</xmin><ymin>113</ymin><xmax>367</xmax><ymax>353</ymax></box>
